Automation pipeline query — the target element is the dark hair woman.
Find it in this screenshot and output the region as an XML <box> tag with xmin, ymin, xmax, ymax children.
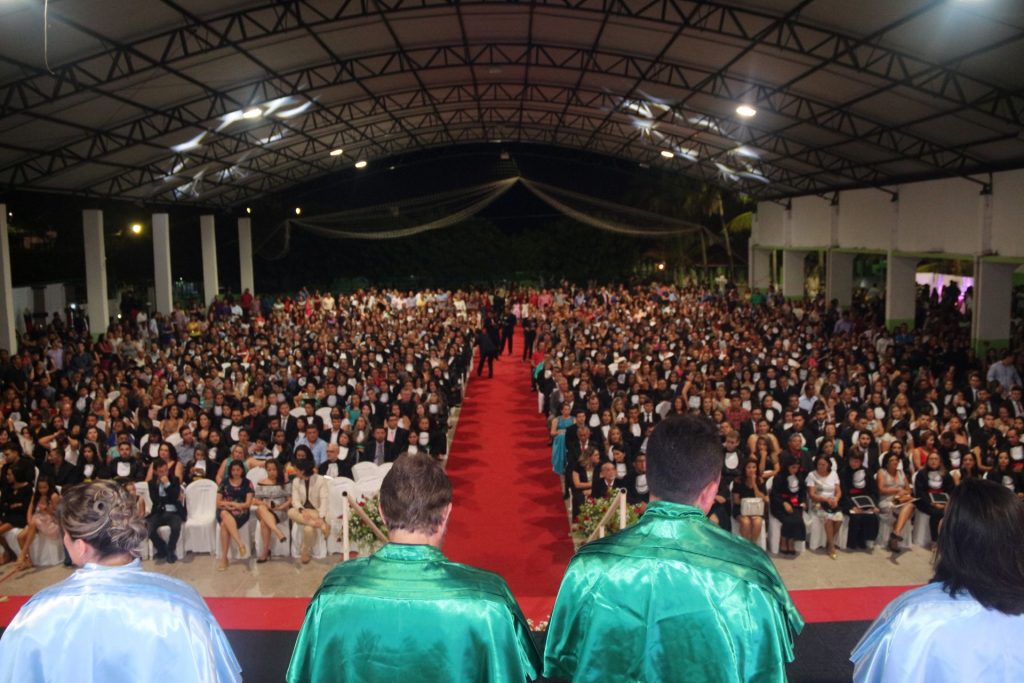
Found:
<box><xmin>853</xmin><ymin>478</ymin><xmax>1024</xmax><ymax>681</ymax></box>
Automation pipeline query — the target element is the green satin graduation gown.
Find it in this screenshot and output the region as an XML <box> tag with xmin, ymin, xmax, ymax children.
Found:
<box><xmin>544</xmin><ymin>501</ymin><xmax>803</xmax><ymax>682</ymax></box>
<box><xmin>286</xmin><ymin>543</ymin><xmax>541</xmax><ymax>683</ymax></box>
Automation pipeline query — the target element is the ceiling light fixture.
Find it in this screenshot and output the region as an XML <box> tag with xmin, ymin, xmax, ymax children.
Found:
<box><xmin>354</xmin><ymin>160</ymin><xmax>368</xmax><ymax>169</ymax></box>
<box><xmin>329</xmin><ymin>148</ymin><xmax>344</xmax><ymax>157</ymax></box>
<box><xmin>294</xmin><ymin>207</ymin><xmax>302</xmax><ymax>216</ymax></box>
<box><xmin>660</xmin><ymin>150</ymin><xmax>674</xmax><ymax>159</ymax></box>
<box><xmin>242</xmin><ymin>108</ymin><xmax>263</xmax><ymax>119</ymax></box>
<box><xmin>246</xmin><ymin>207</ymin><xmax>252</xmax><ymax>215</ymax></box>
<box><xmin>130</xmin><ymin>224</ymin><xmax>143</xmax><ymax>235</ymax></box>
<box><xmin>736</xmin><ymin>104</ymin><xmax>757</xmax><ymax>118</ymax></box>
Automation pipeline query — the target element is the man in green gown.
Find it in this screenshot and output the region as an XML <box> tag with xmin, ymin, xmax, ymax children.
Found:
<box><xmin>544</xmin><ymin>415</ymin><xmax>803</xmax><ymax>682</ymax></box>
<box><xmin>287</xmin><ymin>454</ymin><xmax>540</xmax><ymax>682</ymax></box>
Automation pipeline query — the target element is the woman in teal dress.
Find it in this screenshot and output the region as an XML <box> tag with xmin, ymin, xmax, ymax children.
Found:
<box><xmin>551</xmin><ymin>402</ymin><xmax>574</xmax><ymax>475</ymax></box>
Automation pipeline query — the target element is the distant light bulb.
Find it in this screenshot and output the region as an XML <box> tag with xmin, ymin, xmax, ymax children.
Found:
<box><xmin>329</xmin><ymin>148</ymin><xmax>344</xmax><ymax>157</ymax></box>
<box><xmin>736</xmin><ymin>104</ymin><xmax>757</xmax><ymax>118</ymax></box>
<box><xmin>294</xmin><ymin>207</ymin><xmax>302</xmax><ymax>216</ymax></box>
<box><xmin>130</xmin><ymin>224</ymin><xmax>142</xmax><ymax>234</ymax></box>
<box><xmin>242</xmin><ymin>108</ymin><xmax>262</xmax><ymax>119</ymax></box>
<box><xmin>354</xmin><ymin>160</ymin><xmax>368</xmax><ymax>169</ymax></box>
<box><xmin>246</xmin><ymin>207</ymin><xmax>252</xmax><ymax>215</ymax></box>
<box><xmin>660</xmin><ymin>150</ymin><xmax>674</xmax><ymax>159</ymax></box>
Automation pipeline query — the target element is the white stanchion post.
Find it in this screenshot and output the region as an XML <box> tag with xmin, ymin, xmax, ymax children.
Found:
<box><xmin>597</xmin><ymin>526</ymin><xmax>605</xmax><ymax>539</ymax></box>
<box><xmin>342</xmin><ymin>492</ymin><xmax>351</xmax><ymax>562</ymax></box>
<box><xmin>618</xmin><ymin>490</ymin><xmax>627</xmax><ymax>530</ymax></box>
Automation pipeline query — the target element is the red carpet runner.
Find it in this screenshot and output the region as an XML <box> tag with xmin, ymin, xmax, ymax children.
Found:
<box><xmin>443</xmin><ymin>329</ymin><xmax>574</xmax><ymax>622</ymax></box>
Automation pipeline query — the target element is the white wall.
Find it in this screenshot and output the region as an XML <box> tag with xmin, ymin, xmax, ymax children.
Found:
<box><xmin>753</xmin><ymin>202</ymin><xmax>786</xmax><ymax>247</ymax></box>
<box><xmin>789</xmin><ymin>195</ymin><xmax>832</xmax><ymax>248</ymax></box>
<box><xmin>836</xmin><ymin>188</ymin><xmax>894</xmax><ymax>251</ymax></box>
<box><xmin>991</xmin><ymin>169</ymin><xmax>1024</xmax><ymax>259</ymax></box>
<box><xmin>896</xmin><ymin>177</ymin><xmax>982</xmax><ymax>254</ymax></box>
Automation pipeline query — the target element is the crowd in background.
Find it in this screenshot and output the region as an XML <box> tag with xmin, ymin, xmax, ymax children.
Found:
<box><xmin>523</xmin><ymin>282</ymin><xmax>1023</xmax><ymax>557</ymax></box>
<box><xmin>0</xmin><ymin>288</ymin><xmax>475</xmax><ymax>567</ymax></box>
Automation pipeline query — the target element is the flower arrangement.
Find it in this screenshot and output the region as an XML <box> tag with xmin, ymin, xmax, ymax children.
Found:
<box><xmin>347</xmin><ymin>494</ymin><xmax>389</xmax><ymax>552</ymax></box>
<box><xmin>572</xmin><ymin>492</ymin><xmax>646</xmax><ymax>541</ymax></box>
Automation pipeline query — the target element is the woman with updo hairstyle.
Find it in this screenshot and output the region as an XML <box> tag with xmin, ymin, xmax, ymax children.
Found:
<box><xmin>0</xmin><ymin>481</ymin><xmax>242</xmax><ymax>682</ymax></box>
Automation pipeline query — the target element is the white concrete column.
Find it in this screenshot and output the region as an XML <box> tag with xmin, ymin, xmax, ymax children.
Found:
<box><xmin>972</xmin><ymin>258</ymin><xmax>1016</xmax><ymax>354</ymax></box>
<box><xmin>0</xmin><ymin>207</ymin><xmax>16</xmax><ymax>352</ymax></box>
<box><xmin>748</xmin><ymin>245</ymin><xmax>772</xmax><ymax>291</ymax></box>
<box><xmin>826</xmin><ymin>250</ymin><xmax>855</xmax><ymax>308</ymax></box>
<box><xmin>200</xmin><ymin>215</ymin><xmax>219</xmax><ymax>306</ymax></box>
<box><xmin>885</xmin><ymin>252</ymin><xmax>917</xmax><ymax>330</ymax></box>
<box><xmin>781</xmin><ymin>250</ymin><xmax>806</xmax><ymax>299</ymax></box>
<box><xmin>238</xmin><ymin>217</ymin><xmax>254</xmax><ymax>296</ymax></box>
<box><xmin>152</xmin><ymin>213</ymin><xmax>173</xmax><ymax>315</ymax></box>
<box><xmin>83</xmin><ymin>210</ymin><xmax>109</xmax><ymax>336</ymax></box>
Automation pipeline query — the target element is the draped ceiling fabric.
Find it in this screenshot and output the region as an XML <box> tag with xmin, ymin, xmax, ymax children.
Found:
<box><xmin>0</xmin><ymin>2</ymin><xmax>1022</xmax><ymax>207</ymax></box>
<box><xmin>286</xmin><ymin>176</ymin><xmax>706</xmax><ymax>241</ymax></box>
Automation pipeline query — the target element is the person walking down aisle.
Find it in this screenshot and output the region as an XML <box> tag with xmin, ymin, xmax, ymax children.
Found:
<box><xmin>287</xmin><ymin>455</ymin><xmax>540</xmax><ymax>683</ymax></box>
<box><xmin>476</xmin><ymin>325</ymin><xmax>498</xmax><ymax>378</ymax></box>
<box><xmin>545</xmin><ymin>416</ymin><xmax>803</xmax><ymax>682</ymax></box>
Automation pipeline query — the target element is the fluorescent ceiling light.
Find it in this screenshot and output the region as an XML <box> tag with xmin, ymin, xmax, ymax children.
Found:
<box><xmin>736</xmin><ymin>104</ymin><xmax>757</xmax><ymax>118</ymax></box>
<box><xmin>660</xmin><ymin>150</ymin><xmax>674</xmax><ymax>158</ymax></box>
<box><xmin>329</xmin><ymin>148</ymin><xmax>344</xmax><ymax>157</ymax></box>
<box><xmin>354</xmin><ymin>160</ymin><xmax>368</xmax><ymax>169</ymax></box>
<box><xmin>276</xmin><ymin>102</ymin><xmax>313</xmax><ymax>118</ymax></box>
<box><xmin>242</xmin><ymin>108</ymin><xmax>263</xmax><ymax>119</ymax></box>
<box><xmin>170</xmin><ymin>132</ymin><xmax>205</xmax><ymax>153</ymax></box>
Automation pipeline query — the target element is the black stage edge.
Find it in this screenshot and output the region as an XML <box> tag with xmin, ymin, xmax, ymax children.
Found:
<box><xmin>1</xmin><ymin>623</ymin><xmax>866</xmax><ymax>681</ymax></box>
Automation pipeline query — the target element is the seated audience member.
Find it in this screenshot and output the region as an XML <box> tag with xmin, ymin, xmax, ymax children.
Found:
<box><xmin>41</xmin><ymin>445</ymin><xmax>81</xmax><ymax>489</ymax></box>
<box><xmin>914</xmin><ymin>451</ymin><xmax>955</xmax><ymax>548</ymax></box>
<box><xmin>877</xmin><ymin>453</ymin><xmax>915</xmax><ymax>552</ymax></box>
<box><xmin>570</xmin><ymin>448</ymin><xmax>600</xmax><ymax>518</ymax></box>
<box><xmin>145</xmin><ymin>442</ymin><xmax>184</xmax><ymax>483</ymax></box>
<box><xmin>14</xmin><ymin>477</ymin><xmax>61</xmax><ymax>569</ymax></box>
<box><xmin>185</xmin><ymin>446</ymin><xmax>214</xmax><ymax>483</ymax></box>
<box><xmin>318</xmin><ymin>442</ymin><xmax>352</xmax><ymax>479</ymax></box>
<box><xmin>852</xmin><ymin>478</ymin><xmax>1024</xmax><ymax>682</ymax></box>
<box><xmin>216</xmin><ymin>460</ymin><xmax>253</xmax><ymax>570</ymax></box>
<box><xmin>253</xmin><ymin>459</ymin><xmax>290</xmax><ymax>562</ymax></box>
<box><xmin>840</xmin><ymin>450</ymin><xmax>880</xmax><ymax>550</ymax></box>
<box><xmin>770</xmin><ymin>456</ymin><xmax>807</xmax><ymax>556</ymax></box>
<box><xmin>0</xmin><ymin>480</ymin><xmax>242</xmax><ymax>682</ymax></box>
<box><xmin>288</xmin><ymin>458</ymin><xmax>329</xmax><ymax>564</ymax></box>
<box><xmin>147</xmin><ymin>460</ymin><xmax>185</xmax><ymax>564</ymax></box>
<box><xmin>75</xmin><ymin>443</ymin><xmax>110</xmax><ymax>482</ymax></box>
<box><xmin>545</xmin><ymin>416</ymin><xmax>802</xmax><ymax>682</ymax></box>
<box><xmin>110</xmin><ymin>441</ymin><xmax>141</xmax><ymax>483</ymax></box>
<box><xmin>985</xmin><ymin>451</ymin><xmax>1023</xmax><ymax>498</ymax></box>
<box><xmin>624</xmin><ymin>452</ymin><xmax>650</xmax><ymax>505</ymax></box>
<box><xmin>591</xmin><ymin>461</ymin><xmax>624</xmax><ymax>500</ymax></box>
<box><xmin>0</xmin><ymin>467</ymin><xmax>32</xmax><ymax>563</ymax></box>
<box><xmin>806</xmin><ymin>455</ymin><xmax>843</xmax><ymax>559</ymax></box>
<box><xmin>287</xmin><ymin>454</ymin><xmax>540</xmax><ymax>683</ymax></box>
<box><xmin>732</xmin><ymin>458</ymin><xmax>768</xmax><ymax>545</ymax></box>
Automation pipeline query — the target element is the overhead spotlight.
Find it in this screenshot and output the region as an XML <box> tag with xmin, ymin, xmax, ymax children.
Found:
<box><xmin>736</xmin><ymin>104</ymin><xmax>757</xmax><ymax>118</ymax></box>
<box><xmin>660</xmin><ymin>150</ymin><xmax>674</xmax><ymax>159</ymax></box>
<box><xmin>294</xmin><ymin>207</ymin><xmax>302</xmax><ymax>216</ymax></box>
<box><xmin>657</xmin><ymin>262</ymin><xmax>666</xmax><ymax>271</ymax></box>
<box><xmin>245</xmin><ymin>207</ymin><xmax>252</xmax><ymax>215</ymax></box>
<box><xmin>242</xmin><ymin>108</ymin><xmax>263</xmax><ymax>119</ymax></box>
<box><xmin>130</xmin><ymin>224</ymin><xmax>143</xmax><ymax>235</ymax></box>
<box><xmin>329</xmin><ymin>148</ymin><xmax>344</xmax><ymax>157</ymax></box>
<box><xmin>6</xmin><ymin>212</ymin><xmax>11</xmax><ymax>218</ymax></box>
<box><xmin>354</xmin><ymin>160</ymin><xmax>368</xmax><ymax>169</ymax></box>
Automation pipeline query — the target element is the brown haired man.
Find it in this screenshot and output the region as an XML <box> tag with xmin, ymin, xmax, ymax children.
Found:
<box><xmin>287</xmin><ymin>454</ymin><xmax>540</xmax><ymax>682</ymax></box>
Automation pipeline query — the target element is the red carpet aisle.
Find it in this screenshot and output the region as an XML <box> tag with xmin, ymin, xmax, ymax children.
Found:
<box><xmin>443</xmin><ymin>328</ymin><xmax>573</xmax><ymax>622</ymax></box>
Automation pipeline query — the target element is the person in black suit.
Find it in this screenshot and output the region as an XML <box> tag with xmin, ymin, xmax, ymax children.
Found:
<box><xmin>475</xmin><ymin>327</ymin><xmax>497</xmax><ymax>378</ymax></box>
<box><xmin>41</xmin><ymin>445</ymin><xmax>81</xmax><ymax>488</ymax></box>
<box><xmin>383</xmin><ymin>415</ymin><xmax>409</xmax><ymax>451</ymax></box>
<box><xmin>500</xmin><ymin>313</ymin><xmax>516</xmax><ymax>356</ymax></box>
<box><xmin>591</xmin><ymin>462</ymin><xmax>626</xmax><ymax>500</ymax></box>
<box><xmin>147</xmin><ymin>460</ymin><xmax>185</xmax><ymax>563</ymax></box>
<box><xmin>623</xmin><ymin>453</ymin><xmax>650</xmax><ymax>505</ymax></box>
<box><xmin>318</xmin><ymin>442</ymin><xmax>353</xmax><ymax>479</ymax></box>
<box><xmin>364</xmin><ymin>427</ymin><xmax>398</xmax><ymax>465</ymax></box>
<box><xmin>522</xmin><ymin>317</ymin><xmax>537</xmax><ymax>362</ymax></box>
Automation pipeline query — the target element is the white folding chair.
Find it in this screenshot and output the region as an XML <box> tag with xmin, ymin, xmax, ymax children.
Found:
<box><xmin>377</xmin><ymin>462</ymin><xmax>393</xmax><ymax>478</ymax></box>
<box><xmin>29</xmin><ymin>533</ymin><xmax>64</xmax><ymax>566</ymax></box>
<box><xmin>351</xmin><ymin>462</ymin><xmax>380</xmax><ymax>482</ymax></box>
<box><xmin>353</xmin><ymin>477</ymin><xmax>383</xmax><ymax>500</ymax></box>
<box><xmin>912</xmin><ymin>510</ymin><xmax>933</xmax><ymax>547</ymax></box>
<box><xmin>289</xmin><ymin>407</ymin><xmax>307</xmax><ymax>418</ymax></box>
<box><xmin>1</xmin><ymin>527</ymin><xmax>23</xmax><ymax>562</ymax></box>
<box><xmin>876</xmin><ymin>508</ymin><xmax>914</xmax><ymax>549</ymax></box>
<box><xmin>246</xmin><ymin>467</ymin><xmax>268</xmax><ymax>488</ymax></box>
<box><xmin>655</xmin><ymin>400</ymin><xmax>671</xmax><ymax>419</ymax></box>
<box><xmin>182</xmin><ymin>479</ymin><xmax>218</xmax><ymax>555</ymax></box>
<box><xmin>316</xmin><ymin>407</ymin><xmax>334</xmax><ymax>423</ymax></box>
<box><xmin>290</xmin><ymin>518</ymin><xmax>328</xmax><ymax>560</ymax></box>
<box><xmin>254</xmin><ymin>511</ymin><xmax>291</xmax><ymax>559</ymax></box>
<box><xmin>327</xmin><ymin>478</ymin><xmax>357</xmax><ymax>555</ymax></box>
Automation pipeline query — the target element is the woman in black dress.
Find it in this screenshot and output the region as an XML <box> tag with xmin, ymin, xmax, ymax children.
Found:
<box><xmin>770</xmin><ymin>457</ymin><xmax>807</xmax><ymax>556</ymax></box>
<box><xmin>0</xmin><ymin>468</ymin><xmax>32</xmax><ymax>563</ymax></box>
<box><xmin>840</xmin><ymin>450</ymin><xmax>880</xmax><ymax>550</ymax></box>
<box><xmin>914</xmin><ymin>451</ymin><xmax>955</xmax><ymax>548</ymax></box>
<box><xmin>216</xmin><ymin>460</ymin><xmax>253</xmax><ymax>571</ymax></box>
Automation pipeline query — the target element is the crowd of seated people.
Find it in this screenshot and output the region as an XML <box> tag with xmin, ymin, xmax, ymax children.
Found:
<box><xmin>0</xmin><ymin>288</ymin><xmax>475</xmax><ymax>568</ymax></box>
<box><xmin>527</xmin><ymin>281</ymin><xmax>1023</xmax><ymax>557</ymax></box>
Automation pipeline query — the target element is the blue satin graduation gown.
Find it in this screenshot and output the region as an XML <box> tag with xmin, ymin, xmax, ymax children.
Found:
<box><xmin>852</xmin><ymin>582</ymin><xmax>1024</xmax><ymax>683</ymax></box>
<box><xmin>544</xmin><ymin>501</ymin><xmax>803</xmax><ymax>682</ymax></box>
<box><xmin>0</xmin><ymin>559</ymin><xmax>241</xmax><ymax>683</ymax></box>
<box><xmin>287</xmin><ymin>543</ymin><xmax>541</xmax><ymax>682</ymax></box>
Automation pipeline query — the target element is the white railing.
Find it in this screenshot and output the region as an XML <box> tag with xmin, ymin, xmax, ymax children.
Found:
<box><xmin>584</xmin><ymin>489</ymin><xmax>628</xmax><ymax>544</ymax></box>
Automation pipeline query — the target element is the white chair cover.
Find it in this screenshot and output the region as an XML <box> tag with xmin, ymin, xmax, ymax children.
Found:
<box><xmin>182</xmin><ymin>479</ymin><xmax>218</xmax><ymax>554</ymax></box>
<box><xmin>1</xmin><ymin>527</ymin><xmax>23</xmax><ymax>561</ymax></box>
<box><xmin>353</xmin><ymin>477</ymin><xmax>383</xmax><ymax>500</ymax></box>
<box><xmin>377</xmin><ymin>462</ymin><xmax>394</xmax><ymax>478</ymax></box>
<box><xmin>655</xmin><ymin>400</ymin><xmax>671</xmax><ymax>419</ymax></box>
<box><xmin>30</xmin><ymin>533</ymin><xmax>64</xmax><ymax>566</ymax></box>
<box><xmin>351</xmin><ymin>462</ymin><xmax>380</xmax><ymax>482</ymax></box>
<box><xmin>316</xmin><ymin>407</ymin><xmax>334</xmax><ymax>422</ymax></box>
<box><xmin>246</xmin><ymin>468</ymin><xmax>268</xmax><ymax>488</ymax></box>
<box><xmin>289</xmin><ymin>407</ymin><xmax>307</xmax><ymax>418</ymax></box>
